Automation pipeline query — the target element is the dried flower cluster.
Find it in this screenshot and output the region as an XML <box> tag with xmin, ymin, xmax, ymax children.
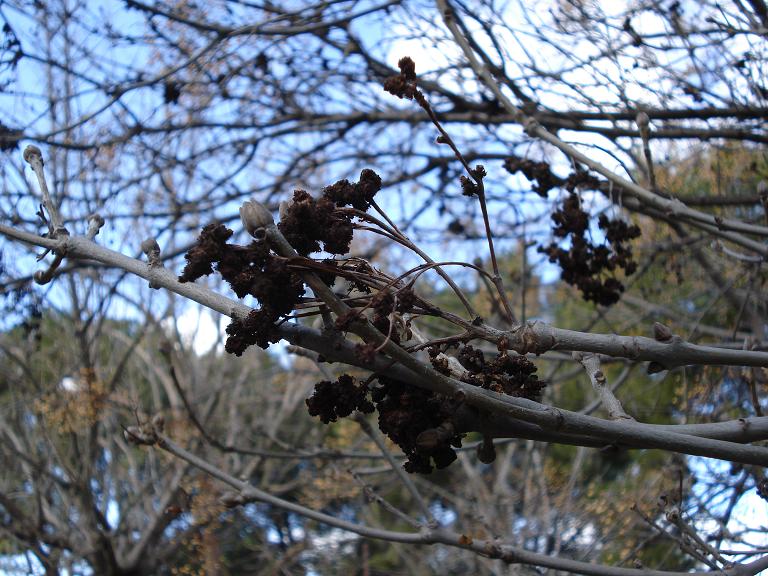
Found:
<box><xmin>179</xmin><ymin>170</ymin><xmax>382</xmax><ymax>355</ymax></box>
<box><xmin>504</xmin><ymin>155</ymin><xmax>560</xmax><ymax>197</ymax></box>
<box><xmin>504</xmin><ymin>155</ymin><xmax>601</xmax><ymax>198</ymax></box>
<box><xmin>305</xmin><ymin>374</ymin><xmax>374</xmax><ymax>424</ymax></box>
<box><xmin>456</xmin><ymin>344</ymin><xmax>545</xmax><ymax>401</ymax></box>
<box><xmin>383</xmin><ymin>56</ymin><xmax>418</xmax><ymax>100</ymax></box>
<box><xmin>504</xmin><ymin>155</ymin><xmax>641</xmax><ymax>305</ymax></box>
<box><xmin>304</xmin><ymin>370</ymin><xmax>463</xmax><ymax>473</ymax></box>
<box><xmin>539</xmin><ymin>193</ymin><xmax>641</xmax><ymax>306</ymax></box>
<box><xmin>279</xmin><ymin>168</ymin><xmax>381</xmax><ymax>256</ymax></box>
<box><xmin>374</xmin><ymin>376</ymin><xmax>462</xmax><ymax>473</ymax></box>
<box><xmin>306</xmin><ymin>339</ymin><xmax>545</xmax><ymax>473</ymax></box>
<box><xmin>460</xmin><ymin>165</ymin><xmax>487</xmax><ymax>198</ymax></box>
<box><xmin>178</xmin><ymin>222</ymin><xmax>304</xmax><ymax>354</ymax></box>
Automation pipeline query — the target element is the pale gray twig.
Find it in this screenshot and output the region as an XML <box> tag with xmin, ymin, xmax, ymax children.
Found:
<box><xmin>573</xmin><ymin>352</ymin><xmax>634</xmax><ymax>420</ymax></box>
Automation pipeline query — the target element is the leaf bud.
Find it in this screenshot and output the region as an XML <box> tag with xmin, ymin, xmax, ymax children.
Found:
<box><xmin>653</xmin><ymin>321</ymin><xmax>672</xmax><ymax>342</ymax></box>
<box><xmin>240</xmin><ymin>199</ymin><xmax>274</xmax><ymax>237</ymax></box>
<box><xmin>23</xmin><ymin>145</ymin><xmax>43</xmax><ymax>165</ymax></box>
<box><xmin>141</xmin><ymin>238</ymin><xmax>160</xmax><ymax>257</ymax></box>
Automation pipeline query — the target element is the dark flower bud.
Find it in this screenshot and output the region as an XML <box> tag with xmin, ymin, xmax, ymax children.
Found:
<box><xmin>398</xmin><ymin>56</ymin><xmax>416</xmax><ymax>80</ymax></box>
<box><xmin>477</xmin><ymin>436</ymin><xmax>496</xmax><ymax>463</ymax></box>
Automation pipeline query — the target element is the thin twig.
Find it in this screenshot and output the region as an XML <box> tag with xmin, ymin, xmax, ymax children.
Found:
<box><xmin>353</xmin><ymin>412</ymin><xmax>437</xmax><ymax>527</ymax></box>
<box><xmin>573</xmin><ymin>352</ymin><xmax>634</xmax><ymax>421</ymax></box>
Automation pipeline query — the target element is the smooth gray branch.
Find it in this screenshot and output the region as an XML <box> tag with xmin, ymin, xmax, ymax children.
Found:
<box><xmin>3</xmin><ymin>225</ymin><xmax>768</xmax><ymax>465</ymax></box>
<box><xmin>156</xmin><ymin>431</ymin><xmax>768</xmax><ymax>576</ymax></box>
<box><xmin>573</xmin><ymin>352</ymin><xmax>634</xmax><ymax>420</ymax></box>
<box><xmin>23</xmin><ymin>145</ymin><xmax>67</xmax><ymax>238</ymax></box>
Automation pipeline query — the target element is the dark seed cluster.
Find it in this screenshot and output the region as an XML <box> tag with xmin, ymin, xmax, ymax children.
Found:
<box><xmin>503</xmin><ymin>154</ymin><xmax>642</xmax><ymax>305</ymax></box>
<box><xmin>460</xmin><ymin>175</ymin><xmax>479</xmax><ymax>197</ymax></box>
<box><xmin>504</xmin><ymin>155</ymin><xmax>600</xmax><ymax>198</ymax></box>
<box><xmin>504</xmin><ymin>155</ymin><xmax>561</xmax><ymax>198</ymax></box>
<box><xmin>306</xmin><ymin>342</ymin><xmax>544</xmax><ymax>473</ymax></box>
<box><xmin>178</xmin><ymin>223</ymin><xmax>236</xmax><ymax>284</ymax></box>
<box><xmin>225</xmin><ymin>308</ymin><xmax>283</xmax><ymax>355</ymax></box>
<box><xmin>279</xmin><ymin>190</ymin><xmax>353</xmax><ymax>256</ymax></box>
<box><xmin>539</xmin><ymin>194</ymin><xmax>641</xmax><ymax>306</ymax></box>
<box><xmin>179</xmin><ymin>170</ymin><xmax>382</xmax><ymax>356</ymax></box>
<box><xmin>373</xmin><ymin>377</ymin><xmax>461</xmax><ymax>474</ymax></box>
<box><xmin>279</xmin><ymin>169</ymin><xmax>382</xmax><ymax>256</ymax></box>
<box><xmin>383</xmin><ymin>57</ymin><xmax>418</xmax><ymax>100</ymax></box>
<box><xmin>322</xmin><ymin>168</ymin><xmax>382</xmax><ymax>211</ymax></box>
<box><xmin>178</xmin><ymin>223</ymin><xmax>305</xmax><ymax>355</ymax></box>
<box><xmin>456</xmin><ymin>345</ymin><xmax>545</xmax><ymax>401</ymax></box>
<box><xmin>305</xmin><ymin>369</ymin><xmax>462</xmax><ymax>474</ymax></box>
<box><xmin>305</xmin><ymin>374</ymin><xmax>374</xmax><ymax>424</ymax></box>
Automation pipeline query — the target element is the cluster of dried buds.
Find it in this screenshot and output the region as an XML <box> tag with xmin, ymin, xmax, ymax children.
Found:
<box><xmin>539</xmin><ymin>195</ymin><xmax>641</xmax><ymax>306</ymax></box>
<box><xmin>505</xmin><ymin>154</ymin><xmax>642</xmax><ymax>305</ymax></box>
<box><xmin>178</xmin><ymin>170</ymin><xmax>382</xmax><ymax>354</ymax></box>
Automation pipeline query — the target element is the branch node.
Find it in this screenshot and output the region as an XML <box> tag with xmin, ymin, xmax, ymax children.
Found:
<box><xmin>574</xmin><ymin>351</ymin><xmax>634</xmax><ymax>420</ymax></box>
<box><xmin>141</xmin><ymin>237</ymin><xmax>163</xmax><ymax>288</ymax></box>
<box><xmin>653</xmin><ymin>321</ymin><xmax>673</xmax><ymax>342</ymax></box>
<box><xmin>86</xmin><ymin>213</ymin><xmax>105</xmax><ymax>239</ymax></box>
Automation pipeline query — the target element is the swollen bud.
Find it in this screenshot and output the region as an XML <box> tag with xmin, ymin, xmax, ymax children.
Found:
<box><xmin>653</xmin><ymin>321</ymin><xmax>672</xmax><ymax>342</ymax></box>
<box><xmin>23</xmin><ymin>145</ymin><xmax>43</xmax><ymax>165</ymax></box>
<box><xmin>141</xmin><ymin>238</ymin><xmax>161</xmax><ymax>259</ymax></box>
<box><xmin>240</xmin><ymin>199</ymin><xmax>274</xmax><ymax>237</ymax></box>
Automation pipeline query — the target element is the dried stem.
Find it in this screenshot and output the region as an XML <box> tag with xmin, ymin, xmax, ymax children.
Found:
<box><xmin>407</xmin><ymin>71</ymin><xmax>516</xmax><ymax>324</ymax></box>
